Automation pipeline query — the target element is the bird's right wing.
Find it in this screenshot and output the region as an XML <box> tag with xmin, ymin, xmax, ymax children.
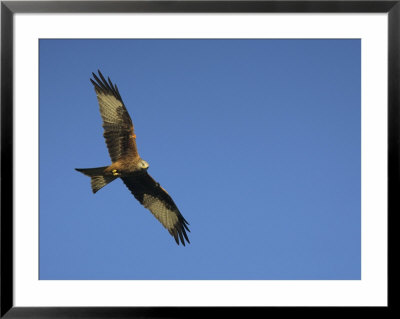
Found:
<box><xmin>90</xmin><ymin>70</ymin><xmax>139</xmax><ymax>162</ymax></box>
<box><xmin>121</xmin><ymin>172</ymin><xmax>190</xmax><ymax>246</ymax></box>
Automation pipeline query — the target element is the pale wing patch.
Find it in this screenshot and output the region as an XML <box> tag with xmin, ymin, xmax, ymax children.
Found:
<box><xmin>143</xmin><ymin>194</ymin><xmax>179</xmax><ymax>230</ymax></box>
<box><xmin>97</xmin><ymin>92</ymin><xmax>131</xmax><ymax>127</ymax></box>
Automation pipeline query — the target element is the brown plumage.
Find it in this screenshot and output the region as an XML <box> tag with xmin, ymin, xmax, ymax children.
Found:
<box><xmin>76</xmin><ymin>70</ymin><xmax>190</xmax><ymax>246</ymax></box>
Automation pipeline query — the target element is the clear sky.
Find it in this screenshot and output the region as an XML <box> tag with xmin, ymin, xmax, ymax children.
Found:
<box><xmin>39</xmin><ymin>39</ymin><xmax>360</xmax><ymax>280</ymax></box>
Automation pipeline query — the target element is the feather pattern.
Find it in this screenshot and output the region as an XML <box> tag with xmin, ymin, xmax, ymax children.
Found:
<box><xmin>121</xmin><ymin>172</ymin><xmax>190</xmax><ymax>246</ymax></box>
<box><xmin>90</xmin><ymin>70</ymin><xmax>139</xmax><ymax>162</ymax></box>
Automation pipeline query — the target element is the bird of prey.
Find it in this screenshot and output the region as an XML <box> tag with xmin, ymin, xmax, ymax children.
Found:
<box><xmin>76</xmin><ymin>70</ymin><xmax>190</xmax><ymax>246</ymax></box>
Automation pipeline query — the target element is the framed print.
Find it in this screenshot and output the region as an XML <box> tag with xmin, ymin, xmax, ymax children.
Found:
<box><xmin>1</xmin><ymin>0</ymin><xmax>396</xmax><ymax>317</ymax></box>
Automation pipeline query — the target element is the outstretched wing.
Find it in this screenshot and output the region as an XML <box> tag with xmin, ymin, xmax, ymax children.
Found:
<box><xmin>121</xmin><ymin>172</ymin><xmax>190</xmax><ymax>246</ymax></box>
<box><xmin>90</xmin><ymin>70</ymin><xmax>139</xmax><ymax>162</ymax></box>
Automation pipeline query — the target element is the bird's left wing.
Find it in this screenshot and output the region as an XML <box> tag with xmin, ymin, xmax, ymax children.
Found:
<box><xmin>121</xmin><ymin>172</ymin><xmax>190</xmax><ymax>246</ymax></box>
<box><xmin>90</xmin><ymin>70</ymin><xmax>139</xmax><ymax>162</ymax></box>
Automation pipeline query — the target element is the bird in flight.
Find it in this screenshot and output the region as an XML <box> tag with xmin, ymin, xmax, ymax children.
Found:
<box><xmin>76</xmin><ymin>70</ymin><xmax>190</xmax><ymax>246</ymax></box>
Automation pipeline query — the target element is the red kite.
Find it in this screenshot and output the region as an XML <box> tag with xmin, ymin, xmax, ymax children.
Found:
<box><xmin>76</xmin><ymin>71</ymin><xmax>190</xmax><ymax>246</ymax></box>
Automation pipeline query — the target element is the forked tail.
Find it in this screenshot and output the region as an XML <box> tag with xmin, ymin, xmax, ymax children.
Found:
<box><xmin>75</xmin><ymin>166</ymin><xmax>116</xmax><ymax>193</ymax></box>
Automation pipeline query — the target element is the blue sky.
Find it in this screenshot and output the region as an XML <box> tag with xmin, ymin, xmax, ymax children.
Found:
<box><xmin>39</xmin><ymin>39</ymin><xmax>361</xmax><ymax>280</ymax></box>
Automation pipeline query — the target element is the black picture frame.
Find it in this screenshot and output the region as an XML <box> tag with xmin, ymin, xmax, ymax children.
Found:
<box><xmin>1</xmin><ymin>1</ymin><xmax>396</xmax><ymax>317</ymax></box>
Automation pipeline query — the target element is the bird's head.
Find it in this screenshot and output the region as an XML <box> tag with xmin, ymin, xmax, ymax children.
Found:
<box><xmin>138</xmin><ymin>159</ymin><xmax>149</xmax><ymax>170</ymax></box>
